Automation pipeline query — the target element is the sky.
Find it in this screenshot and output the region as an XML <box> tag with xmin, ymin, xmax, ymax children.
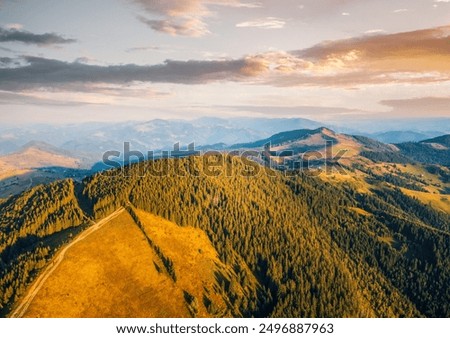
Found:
<box><xmin>0</xmin><ymin>0</ymin><xmax>449</xmax><ymax>125</ymax></box>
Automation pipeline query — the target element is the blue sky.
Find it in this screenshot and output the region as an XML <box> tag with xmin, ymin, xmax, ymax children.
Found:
<box><xmin>0</xmin><ymin>0</ymin><xmax>449</xmax><ymax>124</ymax></box>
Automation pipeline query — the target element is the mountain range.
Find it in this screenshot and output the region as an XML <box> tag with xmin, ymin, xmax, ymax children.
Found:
<box><xmin>1</xmin><ymin>117</ymin><xmax>449</xmax><ymax>157</ymax></box>
<box><xmin>1</xmin><ymin>126</ymin><xmax>450</xmax><ymax>198</ymax></box>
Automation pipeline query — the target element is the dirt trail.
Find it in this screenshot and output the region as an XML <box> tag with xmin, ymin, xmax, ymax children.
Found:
<box><xmin>9</xmin><ymin>207</ymin><xmax>124</xmax><ymax>318</ymax></box>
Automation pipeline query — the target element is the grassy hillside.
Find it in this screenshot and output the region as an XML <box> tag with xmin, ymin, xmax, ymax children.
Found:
<box><xmin>230</xmin><ymin>128</ymin><xmax>326</xmax><ymax>149</ymax></box>
<box><xmin>21</xmin><ymin>208</ymin><xmax>251</xmax><ymax>317</ymax></box>
<box><xmin>400</xmin><ymin>188</ymin><xmax>450</xmax><ymax>214</ymax></box>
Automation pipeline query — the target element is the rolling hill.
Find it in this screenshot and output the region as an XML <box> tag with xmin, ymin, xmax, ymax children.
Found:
<box><xmin>0</xmin><ymin>141</ymin><xmax>82</xmax><ymax>175</ymax></box>
<box><xmin>395</xmin><ymin>135</ymin><xmax>450</xmax><ymax>166</ymax></box>
<box><xmin>229</xmin><ymin>127</ymin><xmax>405</xmax><ymax>170</ymax></box>
<box><xmin>0</xmin><ymin>141</ymin><xmax>92</xmax><ymax>198</ymax></box>
<box><xmin>423</xmin><ymin>135</ymin><xmax>450</xmax><ymax>148</ymax></box>
<box><xmin>228</xmin><ymin>128</ymin><xmax>450</xmax><ymax>169</ymax></box>
<box><xmin>230</xmin><ymin>128</ymin><xmax>334</xmax><ymax>149</ymax></box>
<box><xmin>370</xmin><ymin>131</ymin><xmax>443</xmax><ymax>144</ymax></box>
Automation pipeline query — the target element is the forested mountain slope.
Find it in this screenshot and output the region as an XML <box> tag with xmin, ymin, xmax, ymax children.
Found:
<box><xmin>1</xmin><ymin>157</ymin><xmax>449</xmax><ymax>317</ymax></box>
<box><xmin>395</xmin><ymin>135</ymin><xmax>450</xmax><ymax>166</ymax></box>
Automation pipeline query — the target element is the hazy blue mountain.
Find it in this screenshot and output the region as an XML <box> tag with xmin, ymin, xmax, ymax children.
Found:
<box><xmin>421</xmin><ymin>134</ymin><xmax>450</xmax><ymax>148</ymax></box>
<box><xmin>371</xmin><ymin>131</ymin><xmax>444</xmax><ymax>144</ymax></box>
<box><xmin>329</xmin><ymin>118</ymin><xmax>450</xmax><ymax>134</ymax></box>
<box><xmin>0</xmin><ymin>118</ymin><xmax>322</xmax><ymax>156</ymax></box>
<box><xmin>1</xmin><ymin>117</ymin><xmax>449</xmax><ymax>162</ymax></box>
<box><xmin>0</xmin><ymin>139</ymin><xmax>20</xmax><ymax>156</ymax></box>
<box><xmin>230</xmin><ymin>128</ymin><xmax>333</xmax><ymax>149</ymax></box>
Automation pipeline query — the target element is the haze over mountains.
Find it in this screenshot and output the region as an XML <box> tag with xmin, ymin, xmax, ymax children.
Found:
<box><xmin>372</xmin><ymin>131</ymin><xmax>445</xmax><ymax>144</ymax></box>
<box><xmin>0</xmin><ymin>118</ymin><xmax>320</xmax><ymax>156</ymax></box>
<box><xmin>1</xmin><ymin>122</ymin><xmax>450</xmax><ymax>199</ymax></box>
<box><xmin>0</xmin><ymin>141</ymin><xmax>91</xmax><ymax>198</ymax></box>
<box><xmin>1</xmin><ymin>117</ymin><xmax>449</xmax><ymax>157</ymax></box>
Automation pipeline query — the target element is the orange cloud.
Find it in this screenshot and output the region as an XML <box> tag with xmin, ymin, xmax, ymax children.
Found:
<box><xmin>132</xmin><ymin>0</ymin><xmax>260</xmax><ymax>36</ymax></box>
<box><xmin>236</xmin><ymin>17</ymin><xmax>286</xmax><ymax>29</ymax></box>
<box><xmin>239</xmin><ymin>57</ymin><xmax>269</xmax><ymax>76</ymax></box>
<box><xmin>244</xmin><ymin>25</ymin><xmax>450</xmax><ymax>87</ymax></box>
<box><xmin>139</xmin><ymin>17</ymin><xmax>209</xmax><ymax>37</ymax></box>
<box><xmin>298</xmin><ymin>25</ymin><xmax>450</xmax><ymax>72</ymax></box>
<box><xmin>380</xmin><ymin>97</ymin><xmax>450</xmax><ymax>117</ymax></box>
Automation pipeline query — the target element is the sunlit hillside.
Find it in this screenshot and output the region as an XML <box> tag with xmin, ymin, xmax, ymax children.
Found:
<box><xmin>17</xmin><ymin>208</ymin><xmax>256</xmax><ymax>318</ymax></box>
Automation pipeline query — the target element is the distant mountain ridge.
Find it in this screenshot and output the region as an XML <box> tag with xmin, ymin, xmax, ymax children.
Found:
<box><xmin>0</xmin><ymin>117</ymin><xmax>322</xmax><ymax>156</ymax></box>
<box><xmin>18</xmin><ymin>141</ymin><xmax>74</xmax><ymax>157</ymax></box>
<box><xmin>2</xmin><ymin>117</ymin><xmax>450</xmax><ymax>158</ymax></box>
<box><xmin>0</xmin><ymin>141</ymin><xmax>83</xmax><ymax>171</ymax></box>
<box><xmin>0</xmin><ymin>141</ymin><xmax>94</xmax><ymax>198</ymax></box>
<box><xmin>421</xmin><ymin>134</ymin><xmax>450</xmax><ymax>148</ymax></box>
<box><xmin>228</xmin><ymin>127</ymin><xmax>450</xmax><ymax>167</ymax></box>
<box><xmin>231</xmin><ymin>127</ymin><xmax>336</xmax><ymax>149</ymax></box>
<box><xmin>396</xmin><ymin>135</ymin><xmax>450</xmax><ymax>166</ymax></box>
<box><xmin>370</xmin><ymin>131</ymin><xmax>444</xmax><ymax>144</ymax></box>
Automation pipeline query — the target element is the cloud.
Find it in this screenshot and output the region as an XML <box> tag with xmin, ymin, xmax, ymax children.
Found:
<box><xmin>0</xmin><ymin>57</ymin><xmax>15</xmax><ymax>66</ymax></box>
<box><xmin>74</xmin><ymin>57</ymin><xmax>98</xmax><ymax>64</ymax></box>
<box><xmin>227</xmin><ymin>2</ymin><xmax>262</xmax><ymax>8</ymax></box>
<box><xmin>126</xmin><ymin>45</ymin><xmax>161</xmax><ymax>53</ymax></box>
<box><xmin>0</xmin><ymin>46</ymin><xmax>18</xmax><ymax>53</ymax></box>
<box><xmin>139</xmin><ymin>16</ymin><xmax>209</xmax><ymax>37</ymax></box>
<box><xmin>236</xmin><ymin>17</ymin><xmax>286</xmax><ymax>29</ymax></box>
<box><xmin>0</xmin><ymin>27</ymin><xmax>76</xmax><ymax>46</ymax></box>
<box><xmin>4</xmin><ymin>23</ymin><xmax>23</xmax><ymax>30</ymax></box>
<box><xmin>392</xmin><ymin>9</ymin><xmax>408</xmax><ymax>13</ymax></box>
<box><xmin>1</xmin><ymin>25</ymin><xmax>449</xmax><ymax>91</ymax></box>
<box><xmin>364</xmin><ymin>29</ymin><xmax>386</xmax><ymax>35</ymax></box>
<box><xmin>220</xmin><ymin>104</ymin><xmax>360</xmax><ymax>117</ymax></box>
<box><xmin>0</xmin><ymin>91</ymin><xmax>94</xmax><ymax>106</ymax></box>
<box><xmin>380</xmin><ymin>97</ymin><xmax>450</xmax><ymax>117</ymax></box>
<box><xmin>290</xmin><ymin>26</ymin><xmax>450</xmax><ymax>84</ymax></box>
<box><xmin>0</xmin><ymin>56</ymin><xmax>267</xmax><ymax>91</ymax></box>
<box><xmin>240</xmin><ymin>25</ymin><xmax>450</xmax><ymax>87</ymax></box>
<box><xmin>0</xmin><ymin>81</ymin><xmax>171</xmax><ymax>108</ymax></box>
<box><xmin>302</xmin><ymin>25</ymin><xmax>450</xmax><ymax>57</ymax></box>
<box><xmin>131</xmin><ymin>0</ymin><xmax>205</xmax><ymax>16</ymax></box>
<box><xmin>130</xmin><ymin>0</ymin><xmax>260</xmax><ymax>37</ymax></box>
